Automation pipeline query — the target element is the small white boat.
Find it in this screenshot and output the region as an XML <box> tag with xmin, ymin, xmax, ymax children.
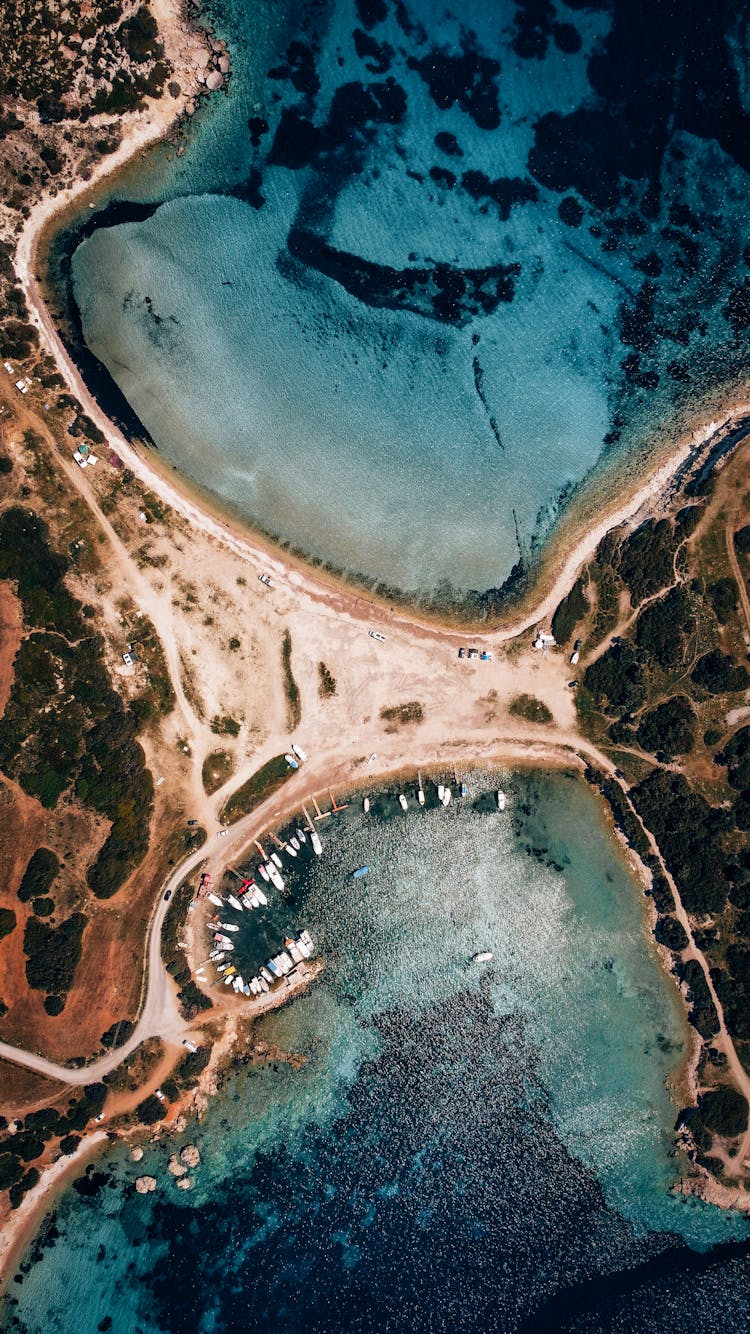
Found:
<box><xmin>217</xmin><ymin>963</ymin><xmax>227</xmax><ymax>973</ymax></box>
<box><xmin>268</xmin><ymin>864</ymin><xmax>285</xmax><ymax>892</ymax></box>
<box><xmin>442</xmin><ymin>786</ymin><xmax>452</xmax><ymax>807</ymax></box>
<box><xmin>299</xmin><ymin>930</ymin><xmax>314</xmax><ymax>953</ymax></box>
<box><xmin>271</xmin><ymin>852</ymin><xmax>283</xmax><ymax>869</ymax></box>
<box><xmin>209</xmin><ymin>950</ymin><xmax>224</xmax><ymax>961</ymax></box>
<box><xmin>255</xmin><ymin>887</ymin><xmax>268</xmax><ymax>906</ymax></box>
<box><xmin>417</xmin><ymin>788</ymin><xmax>425</xmax><ymax>807</ymax></box>
<box><xmin>472</xmin><ymin>951</ymin><xmax>494</xmax><ymax>964</ymax></box>
<box><xmin>278</xmin><ymin>951</ymin><xmax>295</xmax><ymax>973</ymax></box>
<box><xmin>260</xmin><ymin>966</ymin><xmax>274</xmax><ymax>985</ymax></box>
<box><xmin>363</xmin><ymin>797</ymin><xmax>370</xmax><ymax>813</ymax></box>
<box><xmin>311</xmin><ymin>830</ymin><xmax>322</xmax><ymax>856</ymax></box>
<box><xmin>284</xmin><ymin>843</ymin><xmax>297</xmax><ymax>858</ymax></box>
<box><xmin>207</xmin><ymin>892</ymin><xmax>224</xmax><ymax>908</ymax></box>
<box><xmin>290</xmin><ymin>837</ymin><xmax>300</xmax><ymax>851</ymax></box>
<box><xmin>288</xmin><ymin>942</ymin><xmax>304</xmax><ymax>964</ymax></box>
<box><xmin>218</xmin><ymin>922</ymin><xmax>239</xmax><ymax>933</ymax></box>
<box><xmin>259</xmin><ymin>976</ymin><xmax>270</xmax><ymax>993</ymax></box>
<box><xmin>258</xmin><ymin>864</ymin><xmax>270</xmax><ymax>882</ymax></box>
<box><xmin>296</xmin><ymin>828</ymin><xmax>307</xmax><ymax>844</ymax></box>
<box><xmin>292</xmin><ymin>743</ymin><xmax>308</xmax><ymax>762</ymax></box>
<box><xmin>228</xmin><ymin>895</ymin><xmax>244</xmax><ymax>912</ymax></box>
<box><xmin>398</xmin><ymin>794</ymin><xmax>408</xmax><ymax>811</ymax></box>
<box><xmin>437</xmin><ymin>784</ymin><xmax>445</xmax><ymax>802</ymax></box>
<box><xmin>496</xmin><ymin>790</ymin><xmax>506</xmax><ymax>811</ymax></box>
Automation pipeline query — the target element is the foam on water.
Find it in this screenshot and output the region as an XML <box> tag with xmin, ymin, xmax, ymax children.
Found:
<box><xmin>7</xmin><ymin>772</ymin><xmax>749</xmax><ymax>1334</ymax></box>
<box><xmin>64</xmin><ymin>0</ymin><xmax>750</xmax><ymax>605</ymax></box>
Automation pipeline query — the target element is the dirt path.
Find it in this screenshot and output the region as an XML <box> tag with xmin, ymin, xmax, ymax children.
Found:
<box><xmin>726</xmin><ymin>505</ymin><xmax>750</xmax><ymax>648</ymax></box>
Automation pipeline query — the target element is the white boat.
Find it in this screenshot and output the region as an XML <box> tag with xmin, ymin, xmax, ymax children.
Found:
<box><xmin>278</xmin><ymin>951</ymin><xmax>295</xmax><ymax>973</ymax></box>
<box><xmin>311</xmin><ymin>830</ymin><xmax>322</xmax><ymax>856</ymax></box>
<box><xmin>209</xmin><ymin>950</ymin><xmax>224</xmax><ymax>961</ymax></box>
<box><xmin>296</xmin><ymin>935</ymin><xmax>312</xmax><ymax>959</ymax></box>
<box><xmin>398</xmin><ymin>794</ymin><xmax>408</xmax><ymax>811</ymax></box>
<box><xmin>243</xmin><ymin>983</ymin><xmax>251</xmax><ymax>996</ymax></box>
<box><xmin>268</xmin><ymin>864</ymin><xmax>285</xmax><ymax>892</ymax></box>
<box><xmin>260</xmin><ymin>966</ymin><xmax>274</xmax><ymax>985</ymax></box>
<box><xmin>217</xmin><ymin>963</ymin><xmax>227</xmax><ymax>973</ymax></box>
<box><xmin>259</xmin><ymin>976</ymin><xmax>270</xmax><ymax>993</ymax></box>
<box><xmin>219</xmin><ymin>922</ymin><xmax>239</xmax><ymax>933</ymax></box>
<box><xmin>496</xmin><ymin>790</ymin><xmax>506</xmax><ymax>811</ymax></box>
<box><xmin>235</xmin><ymin>975</ymin><xmax>245</xmax><ymax>990</ymax></box>
<box><xmin>249</xmin><ymin>889</ymin><xmax>260</xmax><ymax>908</ymax></box>
<box><xmin>292</xmin><ymin>743</ymin><xmax>308</xmax><ymax>762</ymax></box>
<box><xmin>207</xmin><ymin>892</ymin><xmax>224</xmax><ymax>908</ymax></box>
<box><xmin>255</xmin><ymin>887</ymin><xmax>268</xmax><ymax>906</ymax></box>
<box><xmin>296</xmin><ymin>829</ymin><xmax>307</xmax><ymax>843</ymax></box>
<box><xmin>290</xmin><ymin>837</ymin><xmax>300</xmax><ymax>851</ymax></box>
<box><xmin>284</xmin><ymin>843</ymin><xmax>297</xmax><ymax>858</ymax></box>
<box><xmin>287</xmin><ymin>942</ymin><xmax>304</xmax><ymax>964</ymax></box>
<box><xmin>299</xmin><ymin>930</ymin><xmax>314</xmax><ymax>954</ymax></box>
<box><xmin>437</xmin><ymin>784</ymin><xmax>445</xmax><ymax>802</ymax></box>
<box><xmin>258</xmin><ymin>864</ymin><xmax>270</xmax><ymax>882</ymax></box>
<box><xmin>363</xmin><ymin>797</ymin><xmax>370</xmax><ymax>813</ymax></box>
<box><xmin>472</xmin><ymin>951</ymin><xmax>494</xmax><ymax>964</ymax></box>
<box><xmin>271</xmin><ymin>852</ymin><xmax>283</xmax><ymax>869</ymax></box>
<box><xmin>224</xmin><ymin>975</ymin><xmax>234</xmax><ymax>986</ymax></box>
<box><xmin>417</xmin><ymin>788</ymin><xmax>425</xmax><ymax>806</ymax></box>
<box><xmin>228</xmin><ymin>895</ymin><xmax>244</xmax><ymax>912</ymax></box>
<box><xmin>442</xmin><ymin>786</ymin><xmax>452</xmax><ymax>806</ymax></box>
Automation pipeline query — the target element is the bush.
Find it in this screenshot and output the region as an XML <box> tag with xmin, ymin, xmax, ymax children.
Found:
<box><xmin>632</xmin><ymin>771</ymin><xmax>730</xmax><ymax>915</ymax></box>
<box><xmin>551</xmin><ymin>575</ymin><xmax>588</xmax><ymax>644</ymax></box>
<box><xmin>0</xmin><ymin>907</ymin><xmax>16</xmax><ymax>940</ymax></box>
<box><xmin>618</xmin><ymin>519</ymin><xmax>676</xmax><ymax>605</ymax></box>
<box><xmin>508</xmin><ymin>694</ymin><xmax>553</xmax><ymax>725</ymax></box>
<box><xmin>44</xmin><ymin>995</ymin><xmax>65</xmax><ymax>1016</ymax></box>
<box><xmin>717</xmin><ymin>728</ymin><xmax>750</xmax><ymax>791</ymax></box>
<box><xmin>136</xmin><ymin>1094</ymin><xmax>167</xmax><ymax>1125</ymax></box>
<box><xmin>0</xmin><ymin>1153</ymin><xmax>23</xmax><ymax>1190</ymax></box>
<box><xmin>699</xmin><ymin>1086</ymin><xmax>748</xmax><ymax>1138</ymax></box>
<box><xmin>584</xmin><ymin>641</ymin><xmax>645</xmax><ymax>713</ymax></box>
<box><xmin>23</xmin><ymin>912</ymin><xmax>85</xmax><ymax>995</ymax></box>
<box><xmin>281</xmin><ymin>630</ymin><xmax>301</xmax><ymax>729</ymax></box>
<box><xmin>59</xmin><ymin>1134</ymin><xmax>81</xmax><ymax>1156</ymax></box>
<box><xmin>33</xmin><ymin>897</ymin><xmax>54</xmax><ymax>917</ymax></box>
<box><xmin>100</xmin><ymin>1019</ymin><xmax>135</xmax><ymax>1049</ymax></box>
<box><xmin>734</xmin><ymin>525</ymin><xmax>750</xmax><ymax>557</ymax></box>
<box><xmin>220</xmin><ymin>755</ymin><xmax>292</xmax><ymax>824</ymax></box>
<box><xmin>380</xmin><ymin>701</ymin><xmax>425</xmax><ymax>725</ymax></box>
<box><xmin>318</xmin><ymin>662</ymin><xmax>337</xmax><ymax>697</ymax></box>
<box><xmin>653</xmin><ymin>915</ymin><xmax>689</xmax><ymax>952</ymax></box>
<box><xmin>634</xmin><ymin>585</ymin><xmax>695</xmax><ymax>669</ymax></box>
<box><xmin>691</xmin><ymin>650</ymin><xmax>750</xmax><ymax>695</ymax></box>
<box><xmin>707</xmin><ymin>577</ymin><xmax>739</xmax><ymax>625</ymax></box>
<box><xmin>17</xmin><ymin>848</ymin><xmax>59</xmax><ymax>903</ymax></box>
<box><xmin>636</xmin><ymin>696</ymin><xmax>695</xmax><ymax>757</ymax></box>
<box><xmin>9</xmin><ymin>1168</ymin><xmax>39</xmax><ymax>1209</ymax></box>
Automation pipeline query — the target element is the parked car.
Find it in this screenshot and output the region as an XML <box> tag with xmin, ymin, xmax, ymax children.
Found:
<box><xmin>458</xmin><ymin>647</ymin><xmax>465</xmax><ymax>659</ymax></box>
<box><xmin>164</xmin><ymin>889</ymin><xmax>172</xmax><ymax>901</ymax></box>
<box><xmin>258</xmin><ymin>573</ymin><xmax>274</xmax><ymax>587</ymax></box>
<box><xmin>187</xmin><ymin>818</ymin><xmax>198</xmax><ymax>826</ymax></box>
<box><xmin>217</xmin><ymin>829</ymin><xmax>228</xmax><ymax>838</ymax></box>
<box><xmin>369</xmin><ymin>630</ymin><xmax>387</xmax><ymax>642</ymax></box>
<box><xmin>468</xmin><ymin>648</ymin><xmax>479</xmax><ymax>659</ymax></box>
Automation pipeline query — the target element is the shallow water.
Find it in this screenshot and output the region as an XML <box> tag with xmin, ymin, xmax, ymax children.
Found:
<box><xmin>66</xmin><ymin>0</ymin><xmax>750</xmax><ymax>604</ymax></box>
<box><xmin>6</xmin><ymin>772</ymin><xmax>750</xmax><ymax>1333</ymax></box>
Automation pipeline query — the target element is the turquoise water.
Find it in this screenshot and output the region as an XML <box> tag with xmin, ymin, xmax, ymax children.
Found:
<box><xmin>6</xmin><ymin>772</ymin><xmax>749</xmax><ymax>1332</ymax></box>
<box><xmin>65</xmin><ymin>0</ymin><xmax>750</xmax><ymax>605</ymax></box>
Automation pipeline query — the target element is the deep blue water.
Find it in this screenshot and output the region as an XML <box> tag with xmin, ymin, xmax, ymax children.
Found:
<box><xmin>5</xmin><ymin>773</ymin><xmax>750</xmax><ymax>1332</ymax></box>
<box><xmin>64</xmin><ymin>0</ymin><xmax>750</xmax><ymax>606</ymax></box>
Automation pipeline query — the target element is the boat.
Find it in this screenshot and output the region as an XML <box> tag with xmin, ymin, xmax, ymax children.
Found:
<box><xmin>417</xmin><ymin>788</ymin><xmax>425</xmax><ymax>806</ymax></box>
<box><xmin>311</xmin><ymin>830</ymin><xmax>322</xmax><ymax>856</ymax></box>
<box><xmin>255</xmin><ymin>887</ymin><xmax>268</xmax><ymax>906</ymax></box>
<box><xmin>260</xmin><ymin>966</ymin><xmax>275</xmax><ymax>984</ymax></box>
<box><xmin>292</xmin><ymin>743</ymin><xmax>308</xmax><ymax>762</ymax></box>
<box><xmin>258</xmin><ymin>863</ymin><xmax>270</xmax><ymax>882</ymax></box>
<box><xmin>276</xmin><ymin>951</ymin><xmax>294</xmax><ymax>973</ymax></box>
<box><xmin>398</xmin><ymin>794</ymin><xmax>408</xmax><ymax>811</ymax></box>
<box><xmin>437</xmin><ymin>784</ymin><xmax>444</xmax><ymax>802</ymax></box>
<box><xmin>284</xmin><ymin>752</ymin><xmax>299</xmax><ymax>769</ymax></box>
<box><xmin>496</xmin><ymin>790</ymin><xmax>506</xmax><ymax>811</ymax></box>
<box><xmin>268</xmin><ymin>864</ymin><xmax>285</xmax><ymax>892</ymax></box>
<box><xmin>363</xmin><ymin>797</ymin><xmax>370</xmax><ymax>813</ymax></box>
<box><xmin>219</xmin><ymin>922</ymin><xmax>239</xmax><ymax>933</ymax></box>
<box><xmin>258</xmin><ymin>976</ymin><xmax>270</xmax><ymax>993</ymax></box>
<box><xmin>284</xmin><ymin>842</ymin><xmax>297</xmax><ymax>858</ymax></box>
<box><xmin>460</xmin><ymin>782</ymin><xmax>468</xmax><ymax>797</ymax></box>
<box><xmin>299</xmin><ymin>930</ymin><xmax>314</xmax><ymax>953</ymax></box>
<box><xmin>297</xmin><ymin>933</ymin><xmax>313</xmax><ymax>959</ymax></box>
<box><xmin>290</xmin><ymin>836</ymin><xmax>300</xmax><ymax>851</ymax></box>
<box><xmin>287</xmin><ymin>941</ymin><xmax>304</xmax><ymax>964</ymax></box>
<box><xmin>352</xmin><ymin>866</ymin><xmax>369</xmax><ymax>879</ymax></box>
<box><xmin>271</xmin><ymin>852</ymin><xmax>283</xmax><ymax>869</ymax></box>
<box><xmin>207</xmin><ymin>892</ymin><xmax>224</xmax><ymax>908</ymax></box>
<box><xmin>228</xmin><ymin>895</ymin><xmax>244</xmax><ymax>912</ymax></box>
<box><xmin>217</xmin><ymin>963</ymin><xmax>227</xmax><ymax>973</ymax></box>
<box><xmin>472</xmin><ymin>951</ymin><xmax>494</xmax><ymax>964</ymax></box>
<box><xmin>296</xmin><ymin>828</ymin><xmax>307</xmax><ymax>843</ymax></box>
<box><xmin>442</xmin><ymin>786</ymin><xmax>452</xmax><ymax>806</ymax></box>
<box><xmin>235</xmin><ymin>974</ymin><xmax>244</xmax><ymax>989</ymax></box>
<box><xmin>243</xmin><ymin>983</ymin><xmax>251</xmax><ymax>996</ymax></box>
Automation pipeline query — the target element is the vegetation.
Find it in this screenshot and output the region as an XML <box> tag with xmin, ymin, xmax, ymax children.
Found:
<box><xmin>161</xmin><ymin>879</ymin><xmax>212</xmax><ymax>1019</ymax></box>
<box><xmin>0</xmin><ymin>1085</ymin><xmax>107</xmax><ymax>1202</ymax></box>
<box><xmin>583</xmin><ymin>641</ymin><xmax>646</xmax><ymax>713</ymax></box>
<box><xmin>136</xmin><ymin>1094</ymin><xmax>167</xmax><ymax>1126</ymax></box>
<box><xmin>617</xmin><ymin>519</ymin><xmax>676</xmax><ymax>605</ymax></box>
<box><xmin>0</xmin><ymin>908</ymin><xmax>16</xmax><ymax>940</ymax></box>
<box><xmin>636</xmin><ymin>696</ymin><xmax>695</xmax><ymax>757</ymax></box>
<box><xmin>691</xmin><ymin>650</ymin><xmax>750</xmax><ymax>695</ymax></box>
<box><xmin>551</xmin><ymin>575</ymin><xmax>588</xmax><ymax>644</ymax></box>
<box><xmin>632</xmin><ymin>771</ymin><xmax>730</xmax><ymax>915</ymax></box>
<box><xmin>508</xmin><ymin>694</ymin><xmax>553</xmax><ymax>725</ymax></box>
<box><xmin>0</xmin><ymin>509</ymin><xmax>153</xmax><ymax>900</ymax></box>
<box><xmin>380</xmin><ymin>701</ymin><xmax>425</xmax><ymax>726</ymax></box>
<box><xmin>23</xmin><ymin>912</ymin><xmax>86</xmax><ymax>1002</ymax></box>
<box><xmin>697</xmin><ymin>1087</ymin><xmax>748</xmax><ymax>1139</ymax></box>
<box><xmin>220</xmin><ymin>754</ymin><xmax>292</xmax><ymax>825</ymax></box>
<box><xmin>202</xmin><ymin>750</ymin><xmax>234</xmax><ymax>796</ymax></box>
<box><xmin>210</xmin><ymin>715</ymin><xmax>240</xmax><ymax>737</ymax></box>
<box><xmin>281</xmin><ymin>630</ymin><xmax>302</xmax><ymax>729</ymax></box>
<box><xmin>318</xmin><ymin>661</ymin><xmax>337</xmax><ymax>698</ymax></box>
<box><xmin>707</xmin><ymin>576</ymin><xmax>739</xmax><ymax>624</ymax></box>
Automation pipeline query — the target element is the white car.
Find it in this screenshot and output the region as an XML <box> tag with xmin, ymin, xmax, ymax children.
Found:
<box><xmin>291</xmin><ymin>743</ymin><xmax>308</xmax><ymax>762</ymax></box>
<box><xmin>182</xmin><ymin>1039</ymin><xmax>198</xmax><ymax>1053</ymax></box>
<box><xmin>368</xmin><ymin>631</ymin><xmax>387</xmax><ymax>643</ymax></box>
<box><xmin>217</xmin><ymin>829</ymin><xmax>228</xmax><ymax>838</ymax></box>
<box><xmin>258</xmin><ymin>573</ymin><xmax>274</xmax><ymax>587</ymax></box>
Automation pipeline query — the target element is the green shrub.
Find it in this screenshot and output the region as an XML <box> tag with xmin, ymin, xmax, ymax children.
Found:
<box><xmin>653</xmin><ymin>915</ymin><xmax>689</xmax><ymax>952</ymax></box>
<box><xmin>0</xmin><ymin>907</ymin><xmax>16</xmax><ymax>940</ymax></box>
<box><xmin>634</xmin><ymin>585</ymin><xmax>695</xmax><ymax>669</ymax></box>
<box><xmin>17</xmin><ymin>848</ymin><xmax>59</xmax><ymax>903</ymax></box>
<box><xmin>380</xmin><ymin>701</ymin><xmax>425</xmax><ymax>725</ymax></box>
<box><xmin>9</xmin><ymin>1167</ymin><xmax>39</xmax><ymax>1209</ymax></box>
<box><xmin>44</xmin><ymin>995</ymin><xmax>65</xmax><ymax>1016</ymax></box>
<box><xmin>0</xmin><ymin>1154</ymin><xmax>23</xmax><ymax>1190</ymax></box>
<box><xmin>632</xmin><ymin>771</ymin><xmax>730</xmax><ymax>915</ymax></box>
<box><xmin>318</xmin><ymin>662</ymin><xmax>337</xmax><ymax>697</ymax></box>
<box><xmin>618</xmin><ymin>519</ymin><xmax>676</xmax><ymax>605</ymax></box>
<box><xmin>551</xmin><ymin>575</ymin><xmax>588</xmax><ymax>644</ymax></box>
<box><xmin>699</xmin><ymin>1086</ymin><xmax>748</xmax><ymax>1138</ymax></box>
<box><xmin>220</xmin><ymin>755</ymin><xmax>292</xmax><ymax>825</ymax></box>
<box><xmin>584</xmin><ymin>641</ymin><xmax>645</xmax><ymax>713</ymax></box>
<box><xmin>281</xmin><ymin>630</ymin><xmax>301</xmax><ymax>729</ymax></box>
<box><xmin>23</xmin><ymin>912</ymin><xmax>85</xmax><ymax>995</ymax></box>
<box><xmin>508</xmin><ymin>694</ymin><xmax>553</xmax><ymax>725</ymax></box>
<box><xmin>636</xmin><ymin>696</ymin><xmax>695</xmax><ymax>757</ymax></box>
<box><xmin>707</xmin><ymin>576</ymin><xmax>739</xmax><ymax>625</ymax></box>
<box><xmin>691</xmin><ymin>650</ymin><xmax>750</xmax><ymax>695</ymax></box>
<box><xmin>136</xmin><ymin>1094</ymin><xmax>167</xmax><ymax>1125</ymax></box>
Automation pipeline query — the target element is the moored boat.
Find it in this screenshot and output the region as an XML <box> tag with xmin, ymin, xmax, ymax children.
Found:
<box><xmin>442</xmin><ymin>786</ymin><xmax>452</xmax><ymax>806</ymax></box>
<box><xmin>271</xmin><ymin>851</ymin><xmax>283</xmax><ymax>869</ymax></box>
<box><xmin>363</xmin><ymin>797</ymin><xmax>370</xmax><ymax>813</ymax></box>
<box><xmin>255</xmin><ymin>887</ymin><xmax>268</xmax><ymax>906</ymax></box>
<box><xmin>472</xmin><ymin>951</ymin><xmax>494</xmax><ymax>963</ymax></box>
<box><xmin>352</xmin><ymin>866</ymin><xmax>369</xmax><ymax>879</ymax></box>
<box><xmin>311</xmin><ymin>830</ymin><xmax>323</xmax><ymax>856</ymax></box>
<box><xmin>496</xmin><ymin>790</ymin><xmax>506</xmax><ymax>811</ymax></box>
<box><xmin>228</xmin><ymin>895</ymin><xmax>244</xmax><ymax>912</ymax></box>
<box><xmin>258</xmin><ymin>864</ymin><xmax>270</xmax><ymax>882</ymax></box>
<box><xmin>398</xmin><ymin>794</ymin><xmax>408</xmax><ymax>811</ymax></box>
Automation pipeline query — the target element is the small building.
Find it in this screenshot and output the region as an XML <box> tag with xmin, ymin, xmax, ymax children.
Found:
<box><xmin>15</xmin><ymin>380</ymin><xmax>28</xmax><ymax>395</ymax></box>
<box><xmin>73</xmin><ymin>452</ymin><xmax>88</xmax><ymax>468</ymax></box>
